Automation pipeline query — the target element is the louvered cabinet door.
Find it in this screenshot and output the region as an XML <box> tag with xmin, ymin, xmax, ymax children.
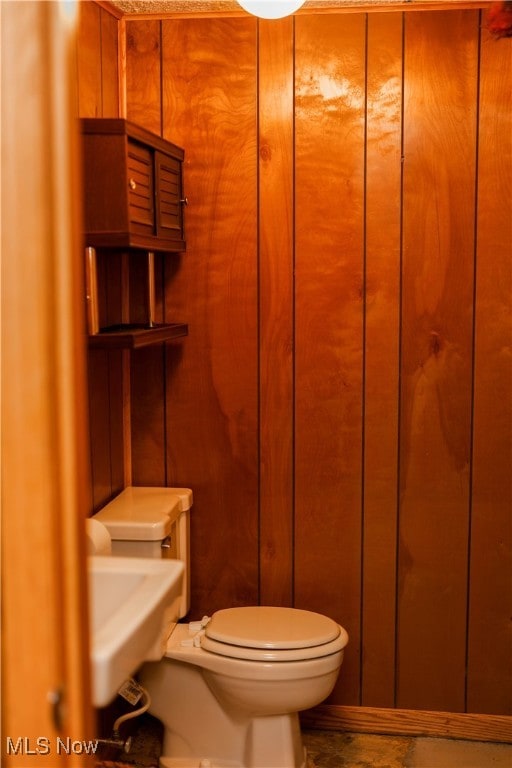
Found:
<box><xmin>155</xmin><ymin>150</ymin><xmax>184</xmax><ymax>247</ymax></box>
<box><xmin>127</xmin><ymin>139</ymin><xmax>154</xmax><ymax>235</ymax></box>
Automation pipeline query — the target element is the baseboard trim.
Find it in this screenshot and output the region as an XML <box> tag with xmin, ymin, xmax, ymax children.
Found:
<box><xmin>300</xmin><ymin>705</ymin><xmax>512</xmax><ymax>744</ymax></box>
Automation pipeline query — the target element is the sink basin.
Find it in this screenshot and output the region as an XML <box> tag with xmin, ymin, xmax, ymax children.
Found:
<box><xmin>88</xmin><ymin>555</ymin><xmax>184</xmax><ymax>707</ymax></box>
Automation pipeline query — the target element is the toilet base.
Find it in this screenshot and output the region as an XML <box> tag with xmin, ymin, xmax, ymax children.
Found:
<box><xmin>244</xmin><ymin>714</ymin><xmax>306</xmax><ymax>768</ymax></box>
<box><xmin>159</xmin><ymin>713</ymin><xmax>307</xmax><ymax>768</ymax></box>
<box><xmin>160</xmin><ymin>759</ymin><xmax>243</xmax><ymax>767</ymax></box>
<box><xmin>159</xmin><ymin>745</ymin><xmax>307</xmax><ymax>768</ymax></box>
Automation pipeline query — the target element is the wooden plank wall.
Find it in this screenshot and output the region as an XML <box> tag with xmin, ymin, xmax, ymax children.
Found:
<box><xmin>161</xmin><ymin>17</ymin><xmax>261</xmax><ymax>610</ymax></box>
<box><xmin>79</xmin><ymin>6</ymin><xmax>512</xmax><ymax>718</ymax></box>
<box><xmin>398</xmin><ymin>10</ymin><xmax>478</xmax><ymax>714</ymax></box>
<box><xmin>470</xmin><ymin>20</ymin><xmax>512</xmax><ymax>716</ymax></box>
<box><xmin>77</xmin><ymin>1</ymin><xmax>126</xmax><ymax>510</ymax></box>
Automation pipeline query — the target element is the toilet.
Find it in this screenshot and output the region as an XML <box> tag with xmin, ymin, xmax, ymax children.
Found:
<box><xmin>93</xmin><ymin>487</ymin><xmax>349</xmax><ymax>768</ymax></box>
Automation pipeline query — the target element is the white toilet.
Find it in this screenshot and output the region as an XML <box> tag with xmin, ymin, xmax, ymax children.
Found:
<box><xmin>93</xmin><ymin>487</ymin><xmax>349</xmax><ymax>768</ymax></box>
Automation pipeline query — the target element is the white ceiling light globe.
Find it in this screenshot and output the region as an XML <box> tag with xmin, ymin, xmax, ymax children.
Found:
<box><xmin>237</xmin><ymin>1</ymin><xmax>306</xmax><ymax>19</ymax></box>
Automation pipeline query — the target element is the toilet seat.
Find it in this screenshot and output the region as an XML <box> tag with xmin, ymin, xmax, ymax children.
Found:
<box><xmin>201</xmin><ymin>606</ymin><xmax>348</xmax><ymax>662</ymax></box>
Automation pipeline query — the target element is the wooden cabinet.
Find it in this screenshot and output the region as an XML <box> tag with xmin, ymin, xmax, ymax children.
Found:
<box><xmin>82</xmin><ymin>118</ymin><xmax>186</xmax><ymax>253</ymax></box>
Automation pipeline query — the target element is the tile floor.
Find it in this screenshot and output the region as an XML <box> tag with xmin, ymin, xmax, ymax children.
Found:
<box><xmin>303</xmin><ymin>729</ymin><xmax>512</xmax><ymax>768</ymax></box>
<box><xmin>94</xmin><ymin>715</ymin><xmax>512</xmax><ymax>768</ymax></box>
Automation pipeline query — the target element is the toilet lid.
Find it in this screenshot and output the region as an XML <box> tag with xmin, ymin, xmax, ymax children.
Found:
<box><xmin>205</xmin><ymin>606</ymin><xmax>341</xmax><ymax>650</ymax></box>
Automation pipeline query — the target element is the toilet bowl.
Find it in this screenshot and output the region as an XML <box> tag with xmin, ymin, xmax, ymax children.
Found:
<box><xmin>140</xmin><ymin>607</ymin><xmax>348</xmax><ymax>768</ymax></box>
<box><xmin>93</xmin><ymin>488</ymin><xmax>349</xmax><ymax>768</ymax></box>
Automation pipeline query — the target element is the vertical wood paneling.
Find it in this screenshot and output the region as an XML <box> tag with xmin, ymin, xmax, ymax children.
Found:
<box><xmin>362</xmin><ymin>11</ymin><xmax>403</xmax><ymax>708</ymax></box>
<box><xmin>124</xmin><ymin>19</ymin><xmax>167</xmax><ymax>487</ymax></box>
<box><xmin>108</xmin><ymin>350</ymin><xmax>127</xmax><ymax>494</ymax></box>
<box><xmin>88</xmin><ymin>251</ymin><xmax>125</xmax><ymax>508</ymax></box>
<box><xmin>128</xmin><ymin>253</ymin><xmax>166</xmax><ymax>487</ymax></box>
<box><xmin>81</xmin><ymin>5</ymin><xmax>512</xmax><ymax>717</ymax></box>
<box><xmin>126</xmin><ymin>19</ymin><xmax>162</xmax><ymax>134</ymax></box>
<box><xmin>77</xmin><ymin>4</ymin><xmax>120</xmax><ymax>118</ymax></box>
<box><xmin>100</xmin><ymin>9</ymin><xmax>120</xmax><ymax>117</ymax></box>
<box><xmin>258</xmin><ymin>18</ymin><xmax>295</xmax><ymax>607</ymax></box>
<box><xmin>160</xmin><ymin>19</ymin><xmax>259</xmax><ymax>618</ymax></box>
<box><xmin>398</xmin><ymin>10</ymin><xmax>479</xmax><ymax>712</ymax></box>
<box><xmin>88</xmin><ymin>350</ymin><xmax>113</xmax><ymax>508</ymax></box>
<box><xmin>77</xmin><ymin>1</ymin><xmax>102</xmax><ymax>117</ymax></box>
<box><xmin>131</xmin><ymin>347</ymin><xmax>168</xmax><ymax>486</ymax></box>
<box><xmin>88</xmin><ymin>347</ymin><xmax>125</xmax><ymax>511</ymax></box>
<box><xmin>294</xmin><ymin>14</ymin><xmax>366</xmax><ymax>706</ymax></box>
<box><xmin>77</xmin><ymin>4</ymin><xmax>123</xmax><ymax>508</ymax></box>
<box><xmin>468</xmin><ymin>18</ymin><xmax>512</xmax><ymax>715</ymax></box>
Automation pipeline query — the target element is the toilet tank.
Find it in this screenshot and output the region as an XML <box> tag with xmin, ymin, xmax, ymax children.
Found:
<box><xmin>93</xmin><ymin>486</ymin><xmax>192</xmax><ymax>618</ymax></box>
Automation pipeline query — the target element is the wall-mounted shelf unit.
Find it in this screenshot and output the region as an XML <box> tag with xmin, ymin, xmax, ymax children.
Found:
<box><xmin>81</xmin><ymin>119</ymin><xmax>188</xmax><ymax>349</ymax></box>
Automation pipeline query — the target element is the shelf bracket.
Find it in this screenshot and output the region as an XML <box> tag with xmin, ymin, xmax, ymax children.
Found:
<box><xmin>85</xmin><ymin>246</ymin><xmax>99</xmax><ymax>335</ymax></box>
<box><xmin>147</xmin><ymin>251</ymin><xmax>156</xmax><ymax>328</ymax></box>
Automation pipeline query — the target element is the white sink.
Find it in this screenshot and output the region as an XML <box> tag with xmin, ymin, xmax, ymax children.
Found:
<box><xmin>88</xmin><ymin>555</ymin><xmax>184</xmax><ymax>707</ymax></box>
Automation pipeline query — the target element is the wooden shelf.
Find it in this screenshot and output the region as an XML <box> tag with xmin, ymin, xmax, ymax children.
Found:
<box><xmin>88</xmin><ymin>323</ymin><xmax>188</xmax><ymax>350</ymax></box>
